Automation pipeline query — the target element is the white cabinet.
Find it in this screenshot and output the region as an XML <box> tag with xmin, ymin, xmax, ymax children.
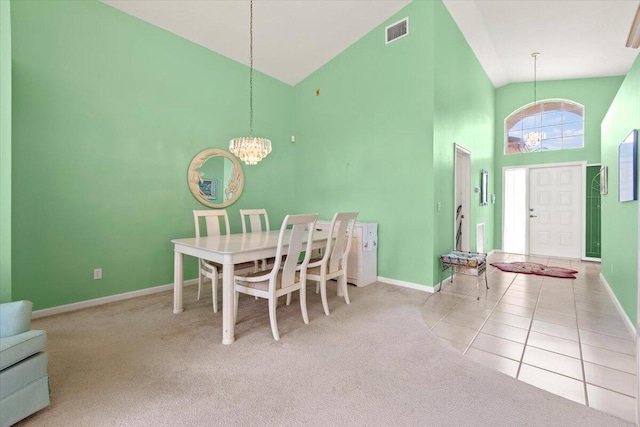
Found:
<box><xmin>314</xmin><ymin>221</ymin><xmax>378</xmax><ymax>287</ymax></box>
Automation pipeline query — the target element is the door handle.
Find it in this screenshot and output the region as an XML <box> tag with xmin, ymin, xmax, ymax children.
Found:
<box><xmin>529</xmin><ymin>215</ymin><xmax>537</xmax><ymax>218</ymax></box>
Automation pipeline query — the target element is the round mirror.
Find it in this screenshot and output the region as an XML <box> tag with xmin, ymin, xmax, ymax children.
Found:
<box><xmin>187</xmin><ymin>148</ymin><xmax>244</xmax><ymax>208</ymax></box>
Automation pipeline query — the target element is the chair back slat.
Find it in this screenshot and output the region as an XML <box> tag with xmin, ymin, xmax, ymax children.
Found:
<box><xmin>274</xmin><ymin>214</ymin><xmax>317</xmax><ymax>289</ymax></box>
<box><xmin>193</xmin><ymin>210</ymin><xmax>230</xmax><ymax>237</ymax></box>
<box><xmin>240</xmin><ymin>209</ymin><xmax>270</xmax><ymax>234</ymax></box>
<box><xmin>327</xmin><ymin>213</ymin><xmax>358</xmax><ymax>273</ymax></box>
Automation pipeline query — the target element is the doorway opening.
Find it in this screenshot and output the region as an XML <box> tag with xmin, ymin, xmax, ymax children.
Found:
<box><xmin>454</xmin><ymin>144</ymin><xmax>471</xmax><ymax>252</ymax></box>
<box><xmin>503</xmin><ymin>168</ymin><xmax>527</xmax><ymax>254</ymax></box>
<box><xmin>502</xmin><ymin>162</ymin><xmax>585</xmax><ymax>259</ymax></box>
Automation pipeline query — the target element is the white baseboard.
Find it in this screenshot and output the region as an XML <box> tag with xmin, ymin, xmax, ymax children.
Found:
<box><xmin>599</xmin><ymin>273</ymin><xmax>636</xmax><ymax>339</ymax></box>
<box><xmin>581</xmin><ymin>257</ymin><xmax>601</xmax><ymax>263</ymax></box>
<box><xmin>32</xmin><ymin>279</ymin><xmax>198</xmax><ymax>319</ymax></box>
<box><xmin>377</xmin><ymin>276</ymin><xmax>434</xmax><ymax>293</ymax></box>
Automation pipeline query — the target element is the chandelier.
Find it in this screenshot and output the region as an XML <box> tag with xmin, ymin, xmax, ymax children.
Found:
<box><xmin>229</xmin><ymin>0</ymin><xmax>272</xmax><ymax>165</ymax></box>
<box><xmin>524</xmin><ymin>52</ymin><xmax>545</xmax><ymax>152</ymax></box>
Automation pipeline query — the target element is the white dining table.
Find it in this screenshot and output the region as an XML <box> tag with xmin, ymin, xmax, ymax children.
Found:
<box><xmin>172</xmin><ymin>229</ymin><xmax>328</xmax><ymax>344</ymax></box>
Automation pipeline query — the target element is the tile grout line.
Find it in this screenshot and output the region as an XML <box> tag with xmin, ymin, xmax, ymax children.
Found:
<box><xmin>432</xmin><ymin>255</ymin><xmax>635</xmax><ymax>419</ymax></box>
<box><xmin>462</xmin><ymin>266</ymin><xmax>520</xmax><ymax>355</ymax></box>
<box><xmin>514</xmin><ymin>273</ymin><xmax>544</xmax><ymax>380</ymax></box>
<box><xmin>572</xmin><ymin>280</ymin><xmax>590</xmax><ymax>407</ymax></box>
<box><xmin>429</xmin><ymin>279</ymin><xmax>478</xmax><ymax>331</ymax></box>
<box><xmin>464</xmin><ymin>254</ymin><xmax>532</xmax><ymax>356</ymax></box>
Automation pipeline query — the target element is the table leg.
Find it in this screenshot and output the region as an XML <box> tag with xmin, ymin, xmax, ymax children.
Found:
<box><xmin>173</xmin><ymin>250</ymin><xmax>184</xmax><ymax>314</ymax></box>
<box><xmin>222</xmin><ymin>263</ymin><xmax>236</xmax><ymax>345</ymax></box>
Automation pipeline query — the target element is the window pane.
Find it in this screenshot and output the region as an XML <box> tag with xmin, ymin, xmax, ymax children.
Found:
<box><xmin>505</xmin><ymin>100</ymin><xmax>584</xmax><ymax>155</ymax></box>
<box><xmin>541</xmin><ymin>111</ymin><xmax>562</xmax><ymax>126</ymax></box>
<box><xmin>540</xmin><ymin>125</ymin><xmax>562</xmax><ymax>140</ymax></box>
<box><xmin>507</xmin><ymin>120</ymin><xmax>524</xmax><ymax>133</ymax></box>
<box><xmin>506</xmin><ymin>142</ymin><xmax>523</xmax><ymax>154</ymax></box>
<box><xmin>563</xmin><ymin>122</ymin><xmax>583</xmax><ymax>138</ymax></box>
<box><xmin>541</xmin><ymin>138</ymin><xmax>563</xmax><ymax>151</ymax></box>
<box><xmin>563</xmin><ymin>136</ymin><xmax>584</xmax><ymax>149</ymax></box>
<box><xmin>507</xmin><ymin>129</ymin><xmax>523</xmax><ymax>142</ymax></box>
<box><xmin>562</xmin><ymin>111</ymin><xmax>583</xmax><ymax>123</ymax></box>
<box><xmin>562</xmin><ymin>102</ymin><xmax>583</xmax><ymax>117</ymax></box>
<box><xmin>522</xmin><ymin>114</ymin><xmax>541</xmax><ymax>129</ymax></box>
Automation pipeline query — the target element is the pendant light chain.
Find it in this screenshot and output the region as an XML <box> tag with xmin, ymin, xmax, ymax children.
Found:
<box><xmin>523</xmin><ymin>52</ymin><xmax>545</xmax><ymax>152</ymax></box>
<box><xmin>249</xmin><ymin>0</ymin><xmax>254</xmax><ymax>137</ymax></box>
<box><xmin>228</xmin><ymin>0</ymin><xmax>272</xmax><ymax>165</ymax></box>
<box><xmin>533</xmin><ymin>52</ymin><xmax>538</xmax><ymax>112</ymax></box>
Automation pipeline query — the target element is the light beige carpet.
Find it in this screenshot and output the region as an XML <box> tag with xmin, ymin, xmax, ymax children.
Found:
<box><xmin>19</xmin><ymin>282</ymin><xmax>632</xmax><ymax>426</ymax></box>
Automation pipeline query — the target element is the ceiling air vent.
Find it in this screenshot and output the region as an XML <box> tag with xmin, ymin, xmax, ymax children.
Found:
<box><xmin>386</xmin><ymin>18</ymin><xmax>409</xmax><ymax>44</ymax></box>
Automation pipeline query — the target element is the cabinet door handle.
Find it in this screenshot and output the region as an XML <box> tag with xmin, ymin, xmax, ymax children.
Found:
<box><xmin>529</xmin><ymin>215</ymin><xmax>537</xmax><ymax>218</ymax></box>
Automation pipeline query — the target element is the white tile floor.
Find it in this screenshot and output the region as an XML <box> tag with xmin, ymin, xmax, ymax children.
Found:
<box><xmin>422</xmin><ymin>252</ymin><xmax>637</xmax><ymax>424</ymax></box>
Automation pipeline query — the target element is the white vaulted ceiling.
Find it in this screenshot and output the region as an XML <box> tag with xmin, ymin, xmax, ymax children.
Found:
<box><xmin>102</xmin><ymin>0</ymin><xmax>640</xmax><ymax>87</ymax></box>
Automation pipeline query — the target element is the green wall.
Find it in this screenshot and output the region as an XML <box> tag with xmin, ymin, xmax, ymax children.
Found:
<box><xmin>293</xmin><ymin>1</ymin><xmax>434</xmax><ymax>286</ymax></box>
<box><xmin>432</xmin><ymin>1</ymin><xmax>496</xmax><ymax>284</ymax></box>
<box><xmin>13</xmin><ymin>0</ymin><xmax>629</xmax><ymax>310</ymax></box>
<box><xmin>10</xmin><ymin>0</ymin><xmax>294</xmax><ymax>309</ymax></box>
<box><xmin>293</xmin><ymin>1</ymin><xmax>495</xmax><ymax>287</ymax></box>
<box><xmin>0</xmin><ymin>0</ymin><xmax>11</xmax><ymax>302</ymax></box>
<box><xmin>601</xmin><ymin>54</ymin><xmax>640</xmax><ymax>325</ymax></box>
<box><xmin>494</xmin><ymin>77</ymin><xmax>624</xmax><ymax>248</ymax></box>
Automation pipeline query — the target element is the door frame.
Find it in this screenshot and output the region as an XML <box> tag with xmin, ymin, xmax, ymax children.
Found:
<box><xmin>501</xmin><ymin>160</ymin><xmax>586</xmax><ymax>259</ymax></box>
<box><xmin>454</xmin><ymin>143</ymin><xmax>471</xmax><ymax>252</ymax></box>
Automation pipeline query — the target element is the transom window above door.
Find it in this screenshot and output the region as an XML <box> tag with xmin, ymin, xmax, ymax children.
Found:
<box><xmin>505</xmin><ymin>99</ymin><xmax>584</xmax><ymax>154</ymax></box>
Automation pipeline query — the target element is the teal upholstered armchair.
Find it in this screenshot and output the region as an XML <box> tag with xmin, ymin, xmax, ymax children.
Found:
<box><xmin>0</xmin><ymin>301</ymin><xmax>50</xmax><ymax>427</ymax></box>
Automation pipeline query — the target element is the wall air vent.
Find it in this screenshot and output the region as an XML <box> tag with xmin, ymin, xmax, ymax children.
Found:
<box><xmin>385</xmin><ymin>18</ymin><xmax>409</xmax><ymax>44</ymax></box>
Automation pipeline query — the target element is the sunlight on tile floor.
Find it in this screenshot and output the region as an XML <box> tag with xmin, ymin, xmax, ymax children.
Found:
<box><xmin>422</xmin><ymin>252</ymin><xmax>636</xmax><ymax>424</ymax></box>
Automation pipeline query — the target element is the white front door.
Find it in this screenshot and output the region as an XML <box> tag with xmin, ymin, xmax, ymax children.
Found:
<box><xmin>529</xmin><ymin>165</ymin><xmax>582</xmax><ymax>258</ymax></box>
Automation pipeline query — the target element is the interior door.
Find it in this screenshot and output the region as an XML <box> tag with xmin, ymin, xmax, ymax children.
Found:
<box><xmin>529</xmin><ymin>165</ymin><xmax>582</xmax><ymax>258</ymax></box>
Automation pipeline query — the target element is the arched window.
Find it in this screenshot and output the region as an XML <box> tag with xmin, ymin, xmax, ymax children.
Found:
<box><xmin>505</xmin><ymin>99</ymin><xmax>584</xmax><ymax>154</ymax></box>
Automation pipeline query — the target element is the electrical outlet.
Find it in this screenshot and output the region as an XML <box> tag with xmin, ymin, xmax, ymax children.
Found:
<box><xmin>94</xmin><ymin>268</ymin><xmax>102</xmax><ymax>280</ymax></box>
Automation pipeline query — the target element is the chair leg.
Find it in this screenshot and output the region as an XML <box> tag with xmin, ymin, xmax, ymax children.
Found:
<box><xmin>341</xmin><ymin>275</ymin><xmax>351</xmax><ymax>305</ymax></box>
<box><xmin>286</xmin><ymin>293</ymin><xmax>292</xmax><ymax>306</ymax></box>
<box><xmin>197</xmin><ymin>269</ymin><xmax>203</xmax><ymax>300</ymax></box>
<box><xmin>315</xmin><ymin>281</ymin><xmax>320</xmax><ymax>294</ymax></box>
<box><xmin>211</xmin><ymin>270</ymin><xmax>219</xmax><ymax>313</ymax></box>
<box><xmin>319</xmin><ymin>280</ymin><xmax>330</xmax><ymax>316</ymax></box>
<box><xmin>268</xmin><ymin>297</ymin><xmax>280</xmax><ymax>341</ymax></box>
<box><xmin>234</xmin><ymin>291</ymin><xmax>239</xmax><ymax>324</ymax></box>
<box><xmin>299</xmin><ymin>286</ymin><xmax>309</xmax><ymax>324</ymax></box>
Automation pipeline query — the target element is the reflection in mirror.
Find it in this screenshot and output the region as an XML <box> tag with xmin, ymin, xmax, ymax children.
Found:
<box><xmin>188</xmin><ymin>148</ymin><xmax>244</xmax><ymax>208</ymax></box>
<box><xmin>480</xmin><ymin>169</ymin><xmax>488</xmax><ymax>206</ymax></box>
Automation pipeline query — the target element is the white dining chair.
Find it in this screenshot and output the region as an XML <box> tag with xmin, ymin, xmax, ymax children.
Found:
<box><xmin>240</xmin><ymin>208</ymin><xmax>270</xmax><ymax>234</ymax></box>
<box><xmin>307</xmin><ymin>212</ymin><xmax>358</xmax><ymax>316</ymax></box>
<box><xmin>233</xmin><ymin>213</ymin><xmax>318</xmax><ymax>341</ymax></box>
<box><xmin>240</xmin><ymin>208</ymin><xmax>272</xmax><ymax>271</ymax></box>
<box><xmin>193</xmin><ymin>209</ymin><xmax>255</xmax><ymax>313</ymax></box>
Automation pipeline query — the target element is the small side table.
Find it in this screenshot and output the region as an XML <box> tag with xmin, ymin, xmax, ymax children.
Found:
<box><xmin>440</xmin><ymin>251</ymin><xmax>489</xmax><ymax>300</ymax></box>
